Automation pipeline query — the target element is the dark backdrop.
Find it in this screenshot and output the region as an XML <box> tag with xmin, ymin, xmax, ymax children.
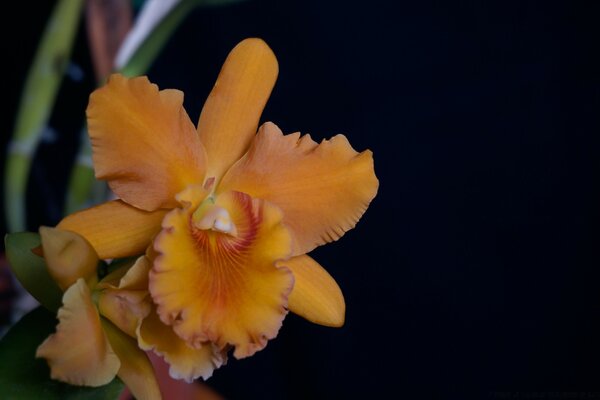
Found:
<box><xmin>2</xmin><ymin>1</ymin><xmax>600</xmax><ymax>399</ymax></box>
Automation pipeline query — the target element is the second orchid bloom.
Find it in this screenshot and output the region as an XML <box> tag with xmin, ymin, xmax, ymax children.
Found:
<box><xmin>41</xmin><ymin>38</ymin><xmax>378</xmax><ymax>390</ymax></box>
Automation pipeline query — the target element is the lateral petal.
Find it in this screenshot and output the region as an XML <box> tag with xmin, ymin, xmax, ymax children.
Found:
<box><xmin>57</xmin><ymin>200</ymin><xmax>166</xmax><ymax>259</ymax></box>
<box><xmin>88</xmin><ymin>74</ymin><xmax>207</xmax><ymax>210</ymax></box>
<box><xmin>36</xmin><ymin>279</ymin><xmax>121</xmax><ymax>386</ymax></box>
<box><xmin>219</xmin><ymin>122</ymin><xmax>379</xmax><ymax>255</ymax></box>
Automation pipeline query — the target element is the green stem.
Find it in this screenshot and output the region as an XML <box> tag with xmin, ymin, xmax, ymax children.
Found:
<box><xmin>64</xmin><ymin>128</ymin><xmax>109</xmax><ymax>213</ymax></box>
<box><xmin>4</xmin><ymin>0</ymin><xmax>84</xmax><ymax>231</ymax></box>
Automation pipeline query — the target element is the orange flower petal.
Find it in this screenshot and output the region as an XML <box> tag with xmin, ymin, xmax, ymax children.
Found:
<box><xmin>197</xmin><ymin>38</ymin><xmax>278</xmax><ymax>181</ymax></box>
<box><xmin>138</xmin><ymin>307</ymin><xmax>227</xmax><ymax>382</ymax></box>
<box><xmin>57</xmin><ymin>200</ymin><xmax>167</xmax><ymax>259</ymax></box>
<box><xmin>88</xmin><ymin>74</ymin><xmax>207</xmax><ymax>211</ymax></box>
<box><xmin>219</xmin><ymin>122</ymin><xmax>379</xmax><ymax>255</ymax></box>
<box><xmin>279</xmin><ymin>255</ymin><xmax>345</xmax><ymax>327</ymax></box>
<box><xmin>102</xmin><ymin>320</ymin><xmax>161</xmax><ymax>400</ymax></box>
<box><xmin>36</xmin><ymin>279</ymin><xmax>121</xmax><ymax>386</ymax></box>
<box><xmin>98</xmin><ymin>256</ymin><xmax>152</xmax><ymax>337</ymax></box>
<box><xmin>99</xmin><ymin>290</ymin><xmax>149</xmax><ymax>337</ymax></box>
<box><xmin>150</xmin><ymin>189</ymin><xmax>293</xmax><ymax>358</ymax></box>
<box><xmin>39</xmin><ymin>227</ymin><xmax>98</xmax><ymax>291</ymax></box>
<box><xmin>115</xmin><ymin>253</ymin><xmax>151</xmax><ymax>290</ymax></box>
<box><xmin>97</xmin><ymin>253</ymin><xmax>151</xmax><ymax>291</ymax></box>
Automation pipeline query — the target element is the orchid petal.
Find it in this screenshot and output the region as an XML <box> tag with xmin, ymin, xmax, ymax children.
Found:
<box><xmin>102</xmin><ymin>319</ymin><xmax>161</xmax><ymax>400</ymax></box>
<box><xmin>39</xmin><ymin>227</ymin><xmax>98</xmax><ymax>291</ymax></box>
<box><xmin>36</xmin><ymin>279</ymin><xmax>120</xmax><ymax>386</ymax></box>
<box><xmin>98</xmin><ymin>256</ymin><xmax>152</xmax><ymax>337</ymax></box>
<box><xmin>219</xmin><ymin>122</ymin><xmax>379</xmax><ymax>255</ymax></box>
<box><xmin>197</xmin><ymin>38</ymin><xmax>278</xmax><ymax>181</ymax></box>
<box><xmin>150</xmin><ymin>189</ymin><xmax>293</xmax><ymax>358</ymax></box>
<box><xmin>280</xmin><ymin>255</ymin><xmax>345</xmax><ymax>327</ymax></box>
<box><xmin>58</xmin><ymin>200</ymin><xmax>166</xmax><ymax>259</ymax></box>
<box><xmin>88</xmin><ymin>74</ymin><xmax>207</xmax><ymax>211</ymax></box>
<box><xmin>138</xmin><ymin>307</ymin><xmax>227</xmax><ymax>382</ymax></box>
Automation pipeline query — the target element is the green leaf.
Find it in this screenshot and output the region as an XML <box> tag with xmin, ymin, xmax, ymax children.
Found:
<box><xmin>4</xmin><ymin>232</ymin><xmax>62</xmax><ymax>312</ymax></box>
<box><xmin>0</xmin><ymin>307</ymin><xmax>124</xmax><ymax>399</ymax></box>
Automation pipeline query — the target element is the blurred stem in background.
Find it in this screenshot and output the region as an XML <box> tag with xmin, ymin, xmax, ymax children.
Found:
<box><xmin>4</xmin><ymin>0</ymin><xmax>84</xmax><ymax>232</ymax></box>
<box><xmin>64</xmin><ymin>0</ymin><xmax>133</xmax><ymax>216</ymax></box>
<box><xmin>5</xmin><ymin>0</ymin><xmax>245</xmax><ymax>232</ymax></box>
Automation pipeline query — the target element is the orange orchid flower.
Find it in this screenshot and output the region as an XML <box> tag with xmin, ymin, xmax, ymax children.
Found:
<box><xmin>35</xmin><ymin>227</ymin><xmax>160</xmax><ymax>399</ymax></box>
<box><xmin>57</xmin><ymin>38</ymin><xmax>378</xmax><ymax>381</ymax></box>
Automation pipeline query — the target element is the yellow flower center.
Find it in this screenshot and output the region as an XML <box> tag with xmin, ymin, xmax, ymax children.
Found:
<box><xmin>191</xmin><ymin>198</ymin><xmax>238</xmax><ymax>237</ymax></box>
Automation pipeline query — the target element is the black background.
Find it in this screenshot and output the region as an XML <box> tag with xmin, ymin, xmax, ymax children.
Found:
<box><xmin>2</xmin><ymin>1</ymin><xmax>600</xmax><ymax>399</ymax></box>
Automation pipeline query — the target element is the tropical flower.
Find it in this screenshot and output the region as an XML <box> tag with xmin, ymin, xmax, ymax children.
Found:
<box><xmin>57</xmin><ymin>38</ymin><xmax>378</xmax><ymax>381</ymax></box>
<box><xmin>35</xmin><ymin>227</ymin><xmax>160</xmax><ymax>399</ymax></box>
